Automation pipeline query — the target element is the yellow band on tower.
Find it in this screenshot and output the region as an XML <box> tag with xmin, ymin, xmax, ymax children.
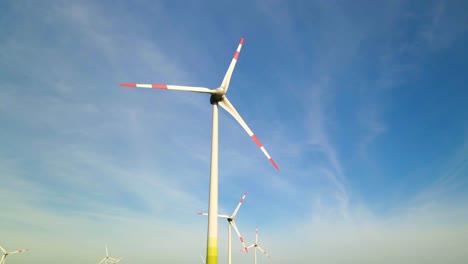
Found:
<box><xmin>206</xmin><ymin>238</ymin><xmax>218</xmax><ymax>264</ymax></box>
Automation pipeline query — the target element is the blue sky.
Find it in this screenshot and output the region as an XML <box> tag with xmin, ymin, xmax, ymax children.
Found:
<box><xmin>0</xmin><ymin>0</ymin><xmax>467</xmax><ymax>263</ymax></box>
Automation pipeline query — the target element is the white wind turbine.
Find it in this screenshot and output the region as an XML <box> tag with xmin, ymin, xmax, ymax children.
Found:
<box><xmin>242</xmin><ymin>226</ymin><xmax>271</xmax><ymax>264</ymax></box>
<box><xmin>98</xmin><ymin>245</ymin><xmax>121</xmax><ymax>264</ymax></box>
<box><xmin>198</xmin><ymin>192</ymin><xmax>249</xmax><ymax>264</ymax></box>
<box><xmin>0</xmin><ymin>244</ymin><xmax>28</xmax><ymax>264</ymax></box>
<box><xmin>120</xmin><ymin>36</ymin><xmax>279</xmax><ymax>264</ymax></box>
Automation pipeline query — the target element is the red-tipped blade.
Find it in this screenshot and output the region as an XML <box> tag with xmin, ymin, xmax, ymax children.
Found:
<box><xmin>219</xmin><ymin>97</ymin><xmax>279</xmax><ymax>171</ymax></box>
<box><xmin>231</xmin><ymin>192</ymin><xmax>248</xmax><ymax>218</ymax></box>
<box><xmin>221</xmin><ymin>36</ymin><xmax>245</xmax><ymax>93</ymax></box>
<box><xmin>257</xmin><ymin>246</ymin><xmax>271</xmax><ymax>258</ymax></box>
<box><xmin>230</xmin><ymin>220</ymin><xmax>248</xmax><ymax>252</ymax></box>
<box><xmin>119</xmin><ymin>83</ymin><xmax>216</xmax><ymax>94</ymax></box>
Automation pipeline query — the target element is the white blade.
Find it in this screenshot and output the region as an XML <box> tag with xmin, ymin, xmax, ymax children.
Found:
<box><xmin>105</xmin><ymin>245</ymin><xmax>108</xmax><ymax>257</ymax></box>
<box><xmin>8</xmin><ymin>248</ymin><xmax>28</xmax><ymax>255</ymax></box>
<box><xmin>0</xmin><ymin>255</ymin><xmax>5</xmax><ymax>264</ymax></box>
<box><xmin>98</xmin><ymin>257</ymin><xmax>106</xmax><ymax>264</ymax></box>
<box><xmin>257</xmin><ymin>246</ymin><xmax>271</xmax><ymax>258</ymax></box>
<box><xmin>120</xmin><ymin>83</ymin><xmax>216</xmax><ymax>94</ymax></box>
<box><xmin>0</xmin><ymin>245</ymin><xmax>5</xmax><ymax>254</ymax></box>
<box><xmin>221</xmin><ymin>36</ymin><xmax>245</xmax><ymax>94</ymax></box>
<box><xmin>111</xmin><ymin>257</ymin><xmax>122</xmax><ymax>263</ymax></box>
<box><xmin>256</xmin><ymin>226</ymin><xmax>259</xmax><ymax>244</ymax></box>
<box><xmin>231</xmin><ymin>192</ymin><xmax>247</xmax><ymax>218</ymax></box>
<box><xmin>197</xmin><ymin>212</ymin><xmax>230</xmax><ymax>218</ymax></box>
<box><xmin>218</xmin><ymin>96</ymin><xmax>279</xmax><ymax>170</ymax></box>
<box><xmin>230</xmin><ymin>220</ymin><xmax>248</xmax><ymax>252</ymax></box>
<box><xmin>200</xmin><ymin>254</ymin><xmax>206</xmax><ymax>264</ymax></box>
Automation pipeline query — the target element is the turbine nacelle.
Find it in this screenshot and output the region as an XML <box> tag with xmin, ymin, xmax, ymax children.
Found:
<box><xmin>210</xmin><ymin>93</ymin><xmax>225</xmax><ymax>105</ymax></box>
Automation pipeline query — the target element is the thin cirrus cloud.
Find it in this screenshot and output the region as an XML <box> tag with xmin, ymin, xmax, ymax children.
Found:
<box><xmin>1</xmin><ymin>0</ymin><xmax>467</xmax><ymax>263</ymax></box>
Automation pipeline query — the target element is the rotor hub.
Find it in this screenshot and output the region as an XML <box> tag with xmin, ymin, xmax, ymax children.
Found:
<box><xmin>210</xmin><ymin>94</ymin><xmax>224</xmax><ymax>105</ymax></box>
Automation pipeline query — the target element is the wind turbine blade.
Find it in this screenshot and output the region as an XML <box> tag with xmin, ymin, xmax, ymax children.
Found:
<box><xmin>98</xmin><ymin>257</ymin><xmax>106</xmax><ymax>264</ymax></box>
<box><xmin>197</xmin><ymin>212</ymin><xmax>230</xmax><ymax>218</ymax></box>
<box><xmin>256</xmin><ymin>226</ymin><xmax>259</xmax><ymax>244</ymax></box>
<box><xmin>0</xmin><ymin>255</ymin><xmax>5</xmax><ymax>264</ymax></box>
<box><xmin>240</xmin><ymin>244</ymin><xmax>255</xmax><ymax>252</ymax></box>
<box><xmin>105</xmin><ymin>245</ymin><xmax>109</xmax><ymax>257</ymax></box>
<box><xmin>230</xmin><ymin>220</ymin><xmax>248</xmax><ymax>252</ymax></box>
<box><xmin>231</xmin><ymin>192</ymin><xmax>248</xmax><ymax>218</ymax></box>
<box><xmin>200</xmin><ymin>254</ymin><xmax>206</xmax><ymax>264</ymax></box>
<box><xmin>108</xmin><ymin>257</ymin><xmax>122</xmax><ymax>263</ymax></box>
<box><xmin>218</xmin><ymin>97</ymin><xmax>279</xmax><ymax>170</ymax></box>
<box><xmin>120</xmin><ymin>83</ymin><xmax>216</xmax><ymax>94</ymax></box>
<box><xmin>8</xmin><ymin>248</ymin><xmax>28</xmax><ymax>254</ymax></box>
<box><xmin>257</xmin><ymin>246</ymin><xmax>271</xmax><ymax>258</ymax></box>
<box><xmin>0</xmin><ymin>245</ymin><xmax>5</xmax><ymax>254</ymax></box>
<box><xmin>220</xmin><ymin>36</ymin><xmax>245</xmax><ymax>93</ymax></box>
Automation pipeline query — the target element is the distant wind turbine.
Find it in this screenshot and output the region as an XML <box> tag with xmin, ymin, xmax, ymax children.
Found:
<box><xmin>198</xmin><ymin>192</ymin><xmax>249</xmax><ymax>264</ymax></box>
<box><xmin>242</xmin><ymin>226</ymin><xmax>271</xmax><ymax>264</ymax></box>
<box><xmin>98</xmin><ymin>245</ymin><xmax>121</xmax><ymax>264</ymax></box>
<box><xmin>120</xmin><ymin>36</ymin><xmax>279</xmax><ymax>264</ymax></box>
<box><xmin>0</xmin><ymin>244</ymin><xmax>28</xmax><ymax>264</ymax></box>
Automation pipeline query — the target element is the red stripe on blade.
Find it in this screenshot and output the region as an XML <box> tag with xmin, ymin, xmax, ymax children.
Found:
<box><xmin>152</xmin><ymin>84</ymin><xmax>168</xmax><ymax>89</ymax></box>
<box><xmin>270</xmin><ymin>158</ymin><xmax>280</xmax><ymax>171</ymax></box>
<box><xmin>120</xmin><ymin>83</ymin><xmax>137</xmax><ymax>87</ymax></box>
<box><xmin>240</xmin><ymin>237</ymin><xmax>244</xmax><ymax>242</ymax></box>
<box><xmin>251</xmin><ymin>135</ymin><xmax>262</xmax><ymax>147</ymax></box>
<box><xmin>234</xmin><ymin>51</ymin><xmax>240</xmax><ymax>60</ymax></box>
<box><xmin>240</xmin><ymin>37</ymin><xmax>245</xmax><ymax>45</ymax></box>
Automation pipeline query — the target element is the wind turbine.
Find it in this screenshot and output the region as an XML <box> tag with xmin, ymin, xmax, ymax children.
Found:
<box><xmin>98</xmin><ymin>245</ymin><xmax>121</xmax><ymax>264</ymax></box>
<box><xmin>242</xmin><ymin>226</ymin><xmax>271</xmax><ymax>264</ymax></box>
<box><xmin>120</xmin><ymin>36</ymin><xmax>279</xmax><ymax>264</ymax></box>
<box><xmin>0</xmin><ymin>244</ymin><xmax>28</xmax><ymax>264</ymax></box>
<box><xmin>198</xmin><ymin>192</ymin><xmax>249</xmax><ymax>264</ymax></box>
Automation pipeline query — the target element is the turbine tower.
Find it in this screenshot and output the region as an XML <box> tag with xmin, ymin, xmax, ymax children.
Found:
<box><xmin>198</xmin><ymin>192</ymin><xmax>249</xmax><ymax>264</ymax></box>
<box><xmin>242</xmin><ymin>226</ymin><xmax>271</xmax><ymax>264</ymax></box>
<box><xmin>120</xmin><ymin>36</ymin><xmax>279</xmax><ymax>264</ymax></box>
<box><xmin>0</xmin><ymin>244</ymin><xmax>28</xmax><ymax>264</ymax></box>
